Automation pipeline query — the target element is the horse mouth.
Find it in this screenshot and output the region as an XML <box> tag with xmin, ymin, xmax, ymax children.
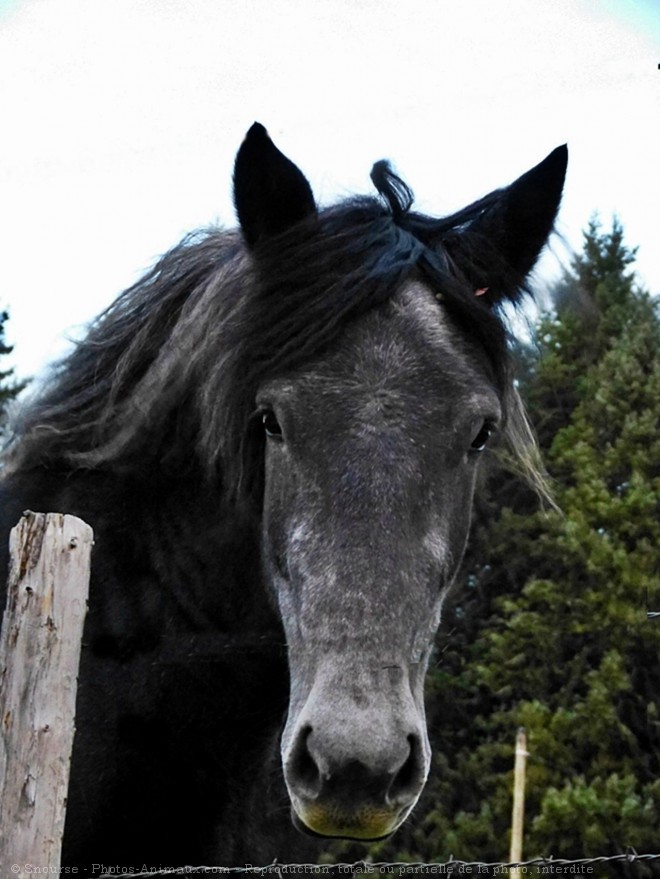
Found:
<box><xmin>290</xmin><ymin>803</ymin><xmax>401</xmax><ymax>841</ymax></box>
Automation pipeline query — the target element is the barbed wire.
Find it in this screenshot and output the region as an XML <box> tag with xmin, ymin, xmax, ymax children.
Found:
<box><xmin>96</xmin><ymin>851</ymin><xmax>660</xmax><ymax>878</ymax></box>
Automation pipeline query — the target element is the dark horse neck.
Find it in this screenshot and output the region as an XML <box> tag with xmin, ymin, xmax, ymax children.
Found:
<box><xmin>2</xmin><ymin>464</ymin><xmax>283</xmax><ymax>650</ymax></box>
<box><xmin>0</xmin><ymin>465</ymin><xmax>307</xmax><ymax>865</ymax></box>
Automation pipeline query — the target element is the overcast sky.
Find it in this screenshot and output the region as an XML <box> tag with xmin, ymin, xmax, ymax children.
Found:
<box><xmin>1</xmin><ymin>0</ymin><xmax>658</xmax><ymax>380</ymax></box>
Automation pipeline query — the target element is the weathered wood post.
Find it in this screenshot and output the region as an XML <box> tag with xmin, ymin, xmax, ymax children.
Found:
<box><xmin>0</xmin><ymin>512</ymin><xmax>93</xmax><ymax>876</ymax></box>
<box><xmin>509</xmin><ymin>726</ymin><xmax>528</xmax><ymax>877</ymax></box>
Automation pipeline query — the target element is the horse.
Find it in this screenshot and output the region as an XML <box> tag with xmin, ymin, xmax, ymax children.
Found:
<box><xmin>0</xmin><ymin>123</ymin><xmax>566</xmax><ymax>868</ymax></box>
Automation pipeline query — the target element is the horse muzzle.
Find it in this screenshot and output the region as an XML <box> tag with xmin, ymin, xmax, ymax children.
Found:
<box><xmin>282</xmin><ymin>682</ymin><xmax>429</xmax><ymax>841</ymax></box>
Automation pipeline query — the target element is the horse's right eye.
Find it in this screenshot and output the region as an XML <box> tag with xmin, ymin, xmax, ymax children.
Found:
<box><xmin>262</xmin><ymin>411</ymin><xmax>283</xmax><ymax>439</ymax></box>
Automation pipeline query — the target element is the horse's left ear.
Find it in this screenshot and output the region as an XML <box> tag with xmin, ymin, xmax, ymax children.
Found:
<box><xmin>452</xmin><ymin>145</ymin><xmax>568</xmax><ymax>305</ymax></box>
<box><xmin>233</xmin><ymin>123</ymin><xmax>317</xmax><ymax>248</ymax></box>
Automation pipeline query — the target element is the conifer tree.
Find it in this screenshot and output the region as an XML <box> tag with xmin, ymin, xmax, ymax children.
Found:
<box><xmin>0</xmin><ymin>309</ymin><xmax>28</xmax><ymax>438</ymax></box>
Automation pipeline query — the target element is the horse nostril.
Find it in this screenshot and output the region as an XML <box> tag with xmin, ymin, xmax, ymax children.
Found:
<box><xmin>387</xmin><ymin>733</ymin><xmax>424</xmax><ymax>807</ymax></box>
<box><xmin>287</xmin><ymin>725</ymin><xmax>322</xmax><ymax>798</ymax></box>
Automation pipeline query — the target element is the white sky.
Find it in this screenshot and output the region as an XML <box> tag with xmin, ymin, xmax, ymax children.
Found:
<box><xmin>0</xmin><ymin>0</ymin><xmax>658</xmax><ymax>381</ymax></box>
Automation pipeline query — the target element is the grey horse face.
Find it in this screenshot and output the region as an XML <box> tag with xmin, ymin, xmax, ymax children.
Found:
<box><xmin>257</xmin><ymin>281</ymin><xmax>501</xmax><ymax>840</ymax></box>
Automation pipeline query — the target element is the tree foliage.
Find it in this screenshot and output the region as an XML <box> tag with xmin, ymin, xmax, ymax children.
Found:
<box><xmin>0</xmin><ymin>309</ymin><xmax>27</xmax><ymax>438</ymax></box>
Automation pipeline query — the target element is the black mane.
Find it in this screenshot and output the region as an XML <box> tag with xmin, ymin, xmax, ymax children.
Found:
<box><xmin>5</xmin><ymin>164</ymin><xmax>525</xmax><ymax>504</ymax></box>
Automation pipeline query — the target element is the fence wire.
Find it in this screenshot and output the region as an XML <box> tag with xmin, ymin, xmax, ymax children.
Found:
<box><xmin>95</xmin><ymin>852</ymin><xmax>660</xmax><ymax>878</ymax></box>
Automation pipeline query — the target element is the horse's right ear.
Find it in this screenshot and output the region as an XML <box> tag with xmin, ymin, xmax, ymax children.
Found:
<box><xmin>233</xmin><ymin>123</ymin><xmax>316</xmax><ymax>248</ymax></box>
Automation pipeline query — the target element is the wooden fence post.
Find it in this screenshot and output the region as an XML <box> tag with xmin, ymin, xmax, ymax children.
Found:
<box><xmin>0</xmin><ymin>512</ymin><xmax>93</xmax><ymax>876</ymax></box>
<box><xmin>509</xmin><ymin>726</ymin><xmax>528</xmax><ymax>878</ymax></box>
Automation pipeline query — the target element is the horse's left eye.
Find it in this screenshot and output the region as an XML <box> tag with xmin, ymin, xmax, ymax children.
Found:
<box><xmin>262</xmin><ymin>410</ymin><xmax>283</xmax><ymax>439</ymax></box>
<box><xmin>470</xmin><ymin>421</ymin><xmax>495</xmax><ymax>452</ymax></box>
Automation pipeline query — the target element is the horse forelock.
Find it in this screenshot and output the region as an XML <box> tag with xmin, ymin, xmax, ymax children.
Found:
<box><xmin>3</xmin><ymin>191</ymin><xmax>547</xmax><ymax>504</ymax></box>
